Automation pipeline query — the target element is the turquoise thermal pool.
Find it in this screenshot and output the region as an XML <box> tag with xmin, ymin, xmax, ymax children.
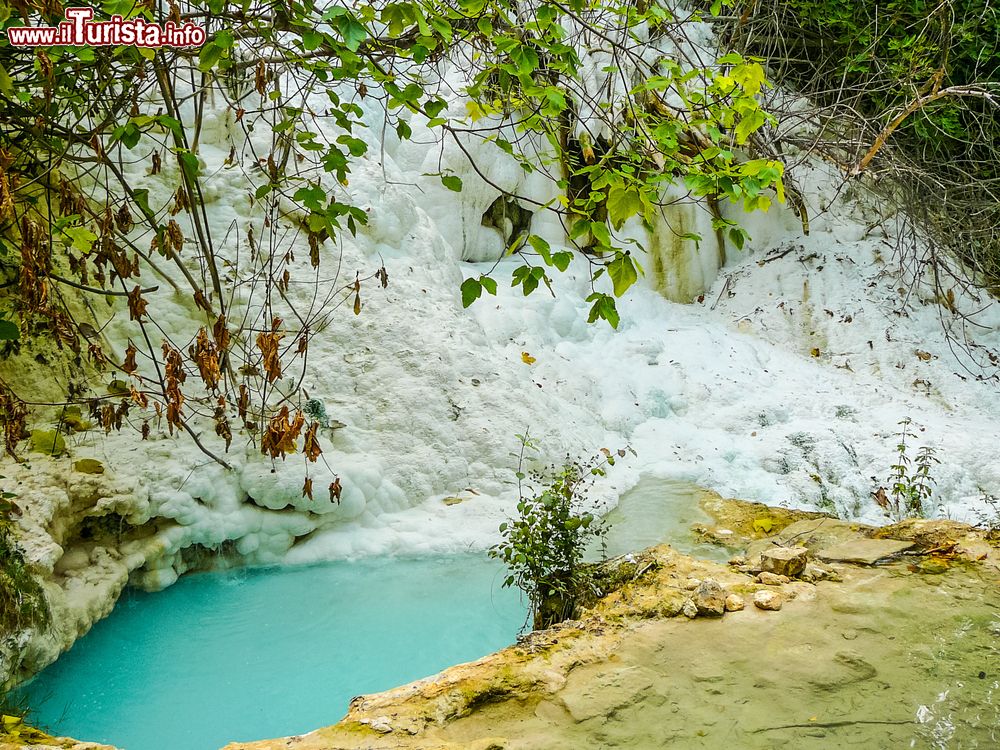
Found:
<box><xmin>20</xmin><ymin>554</ymin><xmax>526</xmax><ymax>750</ymax></box>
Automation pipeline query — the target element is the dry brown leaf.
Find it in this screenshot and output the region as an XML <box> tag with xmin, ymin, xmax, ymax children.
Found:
<box><xmin>256</xmin><ymin>318</ymin><xmax>284</xmax><ymax>383</ymax></box>
<box><xmin>127</xmin><ymin>286</ymin><xmax>147</xmax><ymax>320</ymax></box>
<box><xmin>192</xmin><ymin>328</ymin><xmax>221</xmax><ymax>391</ymax></box>
<box><xmin>121</xmin><ymin>342</ymin><xmax>138</xmax><ymax>374</ymax></box>
<box><xmin>302</xmin><ymin>421</ymin><xmax>322</xmax><ymax>462</ymax></box>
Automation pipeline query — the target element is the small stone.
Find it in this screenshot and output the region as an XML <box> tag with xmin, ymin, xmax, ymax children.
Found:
<box><xmin>370</xmin><ymin>717</ymin><xmax>393</xmax><ymax>734</ymax></box>
<box><xmin>757</xmin><ymin>571</ymin><xmax>790</xmax><ymax>585</ymax></box>
<box><xmin>724</xmin><ymin>594</ymin><xmax>745</xmax><ymax>612</ymax></box>
<box><xmin>760</xmin><ymin>546</ymin><xmax>809</xmax><ymax>577</ymax></box>
<box><xmin>682</xmin><ymin>578</ymin><xmax>702</xmax><ymax>591</ymax></box>
<box><xmin>693</xmin><ymin>578</ymin><xmax>726</xmax><ymax>616</ymax></box>
<box><xmin>801</xmin><ymin>563</ymin><xmax>837</xmax><ymax>582</ymax></box>
<box><xmin>682</xmin><ymin>599</ymin><xmax>698</xmax><ymax>618</ymax></box>
<box><xmin>753</xmin><ymin>590</ymin><xmax>783</xmax><ymax>611</ymax></box>
<box><xmin>728</xmin><ymin>556</ymin><xmax>747</xmax><ymax>566</ymax></box>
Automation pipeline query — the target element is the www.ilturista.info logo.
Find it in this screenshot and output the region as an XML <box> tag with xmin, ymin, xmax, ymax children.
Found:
<box><xmin>6</xmin><ymin>7</ymin><xmax>206</xmax><ymax>48</ymax></box>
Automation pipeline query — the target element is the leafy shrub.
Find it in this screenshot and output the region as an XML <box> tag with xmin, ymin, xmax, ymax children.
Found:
<box><xmin>0</xmin><ymin>526</ymin><xmax>48</xmax><ymax>639</ymax></box>
<box><xmin>490</xmin><ymin>439</ymin><xmax>628</xmax><ymax>629</ymax></box>
<box><xmin>872</xmin><ymin>418</ymin><xmax>939</xmax><ymax>520</ymax></box>
<box><xmin>0</xmin><ymin>487</ymin><xmax>48</xmax><ymax>639</ymax></box>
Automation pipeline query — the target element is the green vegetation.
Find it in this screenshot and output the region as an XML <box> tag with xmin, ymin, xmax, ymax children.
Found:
<box><xmin>0</xmin><ymin>514</ymin><xmax>48</xmax><ymax>638</ymax></box>
<box><xmin>721</xmin><ymin>0</ymin><xmax>1000</xmax><ymax>291</ymax></box>
<box><xmin>872</xmin><ymin>418</ymin><xmax>939</xmax><ymax>520</ymax></box>
<box><xmin>490</xmin><ymin>438</ymin><xmax>627</xmax><ymax>628</ymax></box>
<box><xmin>0</xmin><ymin>486</ymin><xmax>47</xmax><ymax>719</ymax></box>
<box><xmin>0</xmin><ymin>0</ymin><xmax>786</xmax><ymax>464</ymax></box>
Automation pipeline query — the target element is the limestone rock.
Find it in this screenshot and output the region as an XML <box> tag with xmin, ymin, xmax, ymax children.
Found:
<box><xmin>816</xmin><ymin>539</ymin><xmax>913</xmax><ymax>565</ymax></box>
<box><xmin>760</xmin><ymin>545</ymin><xmax>809</xmax><ymax>577</ymax></box>
<box><xmin>369</xmin><ymin>717</ymin><xmax>393</xmax><ymax>734</ymax></box>
<box><xmin>724</xmin><ymin>594</ymin><xmax>745</xmax><ymax>612</ymax></box>
<box><xmin>693</xmin><ymin>578</ymin><xmax>726</xmax><ymax>616</ymax></box>
<box><xmin>682</xmin><ymin>577</ymin><xmax>701</xmax><ymax>590</ymax></box>
<box><xmin>681</xmin><ymin>599</ymin><xmax>698</xmax><ymax>618</ymax></box>
<box><xmin>757</xmin><ymin>571</ymin><xmax>790</xmax><ymax>585</ymax></box>
<box><xmin>801</xmin><ymin>563</ymin><xmax>838</xmax><ymax>582</ymax></box>
<box><xmin>558</xmin><ymin>666</ymin><xmax>655</xmax><ymax>723</ymax></box>
<box><xmin>753</xmin><ymin>590</ymin><xmax>783</xmax><ymax>611</ymax></box>
<box><xmin>745</xmin><ymin>518</ymin><xmax>865</xmax><ymax>563</ymax></box>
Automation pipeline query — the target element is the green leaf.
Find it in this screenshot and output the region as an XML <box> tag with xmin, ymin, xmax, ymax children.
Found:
<box><xmin>527</xmin><ymin>235</ymin><xmax>552</xmax><ymax>264</ymax></box>
<box><xmin>29</xmin><ymin>430</ymin><xmax>65</xmax><ymax>456</ymax></box>
<box><xmin>424</xmin><ymin>98</ymin><xmax>448</xmax><ymax>118</ymax></box>
<box><xmin>335</xmin><ymin>15</ymin><xmax>367</xmax><ymax>51</ymax></box>
<box><xmin>177</xmin><ymin>150</ymin><xmax>201</xmax><ymax>180</ymax></box>
<box><xmin>302</xmin><ymin>30</ymin><xmax>325</xmax><ymax>51</ymax></box>
<box><xmin>132</xmin><ymin>189</ymin><xmax>152</xmax><ymax>217</ymax></box>
<box><xmin>732</xmin><ymin>61</ymin><xmax>768</xmax><ymax>96</ymax></box>
<box><xmin>0</xmin><ymin>318</ymin><xmax>19</xmax><ymax>341</ymax></box>
<box><xmin>586</xmin><ymin>292</ymin><xmax>620</xmax><ymax>328</ymax></box>
<box><xmin>441</xmin><ymin>175</ymin><xmax>463</xmax><ymax>192</ymax></box>
<box><xmin>0</xmin><ymin>63</ymin><xmax>14</xmax><ymax>96</ymax></box>
<box><xmin>64</xmin><ymin>226</ymin><xmax>98</xmax><ymax>254</ymax></box>
<box><xmin>461</xmin><ymin>277</ymin><xmax>482</xmax><ymax>308</ymax></box>
<box><xmin>607</xmin><ymin>254</ymin><xmax>638</xmax><ymax>297</ymax></box>
<box><xmin>73</xmin><ymin>458</ymin><xmax>105</xmax><ymax>474</ymax></box>
<box><xmin>214</xmin><ymin>29</ymin><xmax>234</xmax><ymax>50</ymax></box>
<box><xmin>197</xmin><ymin>42</ymin><xmax>222</xmax><ymax>72</ymax></box>
<box><xmin>552</xmin><ymin>251</ymin><xmax>572</xmax><ymax>272</ymax></box>
<box><xmin>337</xmin><ymin>135</ymin><xmax>368</xmax><ymax>157</ymax></box>
<box><xmin>115</xmin><ymin>123</ymin><xmax>141</xmax><ymax>149</ymax></box>
<box><xmin>479</xmin><ymin>275</ymin><xmax>498</xmax><ymax>295</ymax></box>
<box><xmin>606</xmin><ymin>186</ymin><xmax>644</xmax><ymax>229</ymax></box>
<box><xmin>589</xmin><ymin>221</ymin><xmax>612</xmax><ymax>247</ymax></box>
<box><xmin>293</xmin><ymin>185</ymin><xmax>326</xmax><ymax>212</ymax></box>
<box><xmin>512</xmin><ymin>265</ymin><xmax>541</xmax><ymax>295</ymax></box>
<box><xmin>509</xmin><ymin>44</ymin><xmax>539</xmax><ymax>75</ymax></box>
<box><xmin>735</xmin><ymin>108</ymin><xmax>767</xmax><ymax>144</ymax></box>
